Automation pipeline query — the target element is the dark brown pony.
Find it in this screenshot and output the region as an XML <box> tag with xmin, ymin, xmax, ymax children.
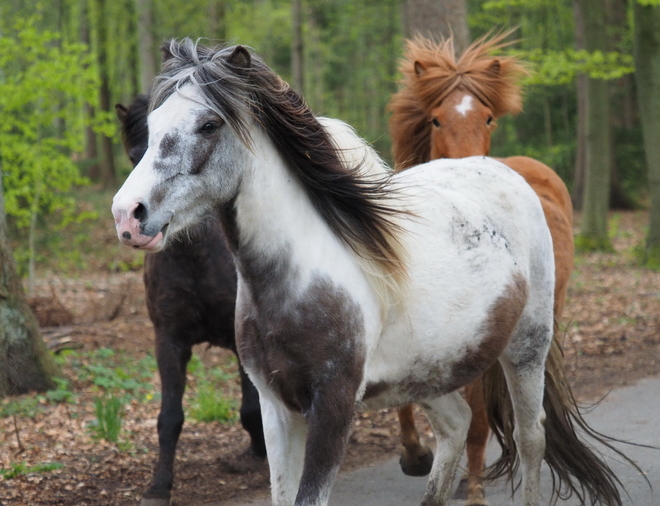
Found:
<box><xmin>389</xmin><ymin>32</ymin><xmax>576</xmax><ymax>506</ymax></box>
<box><xmin>116</xmin><ymin>95</ymin><xmax>266</xmax><ymax>506</ymax></box>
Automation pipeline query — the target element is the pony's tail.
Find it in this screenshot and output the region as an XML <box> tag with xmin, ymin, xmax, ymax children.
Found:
<box><xmin>484</xmin><ymin>336</ymin><xmax>642</xmax><ymax>506</ymax></box>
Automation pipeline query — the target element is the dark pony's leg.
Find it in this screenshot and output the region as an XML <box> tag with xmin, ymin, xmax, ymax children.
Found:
<box><xmin>238</xmin><ymin>364</ymin><xmax>266</xmax><ymax>458</ymax></box>
<box><xmin>141</xmin><ymin>335</ymin><xmax>191</xmax><ymax>506</ymax></box>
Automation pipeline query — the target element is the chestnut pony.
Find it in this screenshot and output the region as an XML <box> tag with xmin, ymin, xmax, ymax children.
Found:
<box><xmin>389</xmin><ymin>33</ymin><xmax>575</xmax><ymax>506</ymax></box>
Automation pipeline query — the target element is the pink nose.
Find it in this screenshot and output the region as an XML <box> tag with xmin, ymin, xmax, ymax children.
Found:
<box><xmin>113</xmin><ymin>202</ymin><xmax>163</xmax><ymax>250</ymax></box>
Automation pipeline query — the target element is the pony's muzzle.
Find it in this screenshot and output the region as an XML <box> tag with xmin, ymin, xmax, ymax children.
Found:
<box><xmin>112</xmin><ymin>201</ymin><xmax>165</xmax><ymax>251</ymax></box>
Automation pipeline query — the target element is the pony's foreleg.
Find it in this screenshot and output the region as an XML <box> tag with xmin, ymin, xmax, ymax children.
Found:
<box><xmin>499</xmin><ymin>354</ymin><xmax>547</xmax><ymax>506</ymax></box>
<box><xmin>141</xmin><ymin>336</ymin><xmax>191</xmax><ymax>506</ymax></box>
<box><xmin>419</xmin><ymin>391</ymin><xmax>471</xmax><ymax>506</ymax></box>
<box><xmin>259</xmin><ymin>391</ymin><xmax>308</xmax><ymax>506</ymax></box>
<box><xmin>293</xmin><ymin>384</ymin><xmax>357</xmax><ymax>506</ymax></box>
<box><xmin>237</xmin><ymin>364</ymin><xmax>267</xmax><ymax>459</ymax></box>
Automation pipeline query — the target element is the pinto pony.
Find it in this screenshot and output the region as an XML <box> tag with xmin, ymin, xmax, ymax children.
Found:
<box><xmin>389</xmin><ymin>33</ymin><xmax>576</xmax><ymax>505</ymax></box>
<box><xmin>112</xmin><ymin>39</ymin><xmax>627</xmax><ymax>506</ymax></box>
<box><xmin>115</xmin><ymin>95</ymin><xmax>266</xmax><ymax>506</ymax></box>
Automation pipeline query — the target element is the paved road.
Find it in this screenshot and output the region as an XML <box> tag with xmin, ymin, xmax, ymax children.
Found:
<box><xmin>223</xmin><ymin>377</ymin><xmax>660</xmax><ymax>506</ymax></box>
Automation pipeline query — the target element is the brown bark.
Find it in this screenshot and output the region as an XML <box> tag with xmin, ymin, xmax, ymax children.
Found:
<box><xmin>137</xmin><ymin>0</ymin><xmax>157</xmax><ymax>93</ymax></box>
<box><xmin>208</xmin><ymin>0</ymin><xmax>227</xmax><ymax>42</ymax></box>
<box><xmin>291</xmin><ymin>0</ymin><xmax>304</xmax><ymax>94</ymax></box>
<box><xmin>0</xmin><ymin>170</ymin><xmax>58</xmax><ymax>397</ymax></box>
<box><xmin>577</xmin><ymin>0</ymin><xmax>612</xmax><ymax>248</ymax></box>
<box><xmin>96</xmin><ymin>0</ymin><xmax>117</xmax><ymax>188</ymax></box>
<box><xmin>634</xmin><ymin>2</ymin><xmax>660</xmax><ymax>263</ymax></box>
<box><xmin>402</xmin><ymin>0</ymin><xmax>470</xmax><ymax>56</ymax></box>
<box><xmin>572</xmin><ymin>0</ymin><xmax>586</xmax><ymax>210</ymax></box>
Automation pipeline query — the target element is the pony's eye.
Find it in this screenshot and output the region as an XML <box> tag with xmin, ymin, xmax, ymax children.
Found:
<box><xmin>431</xmin><ymin>118</ymin><xmax>441</xmax><ymax>128</ymax></box>
<box><xmin>486</xmin><ymin>116</ymin><xmax>494</xmax><ymax>126</ymax></box>
<box><xmin>199</xmin><ymin>122</ymin><xmax>219</xmax><ymax>134</ymax></box>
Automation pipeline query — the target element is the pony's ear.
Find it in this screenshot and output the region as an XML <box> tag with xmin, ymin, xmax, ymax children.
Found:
<box><xmin>228</xmin><ymin>46</ymin><xmax>251</xmax><ymax>69</ymax></box>
<box><xmin>486</xmin><ymin>59</ymin><xmax>501</xmax><ymax>77</ymax></box>
<box><xmin>115</xmin><ymin>104</ymin><xmax>128</xmax><ymax>123</ymax></box>
<box><xmin>414</xmin><ymin>60</ymin><xmax>427</xmax><ymax>76</ymax></box>
<box><xmin>161</xmin><ymin>41</ymin><xmax>175</xmax><ymax>63</ymax></box>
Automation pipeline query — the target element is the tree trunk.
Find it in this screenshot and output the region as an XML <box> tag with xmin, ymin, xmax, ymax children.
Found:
<box><xmin>137</xmin><ymin>0</ymin><xmax>157</xmax><ymax>93</ymax></box>
<box><xmin>633</xmin><ymin>1</ymin><xmax>660</xmax><ymax>267</ymax></box>
<box><xmin>402</xmin><ymin>0</ymin><xmax>470</xmax><ymax>56</ymax></box>
<box><xmin>0</xmin><ymin>169</ymin><xmax>58</xmax><ymax>397</ymax></box>
<box><xmin>291</xmin><ymin>0</ymin><xmax>304</xmax><ymax>94</ymax></box>
<box><xmin>96</xmin><ymin>0</ymin><xmax>117</xmax><ymax>188</ymax></box>
<box><xmin>576</xmin><ymin>0</ymin><xmax>612</xmax><ymax>250</ymax></box>
<box><xmin>572</xmin><ymin>0</ymin><xmax>587</xmax><ymax>210</ymax></box>
<box><xmin>208</xmin><ymin>0</ymin><xmax>227</xmax><ymax>42</ymax></box>
<box><xmin>82</xmin><ymin>2</ymin><xmax>99</xmax><ymax>180</ymax></box>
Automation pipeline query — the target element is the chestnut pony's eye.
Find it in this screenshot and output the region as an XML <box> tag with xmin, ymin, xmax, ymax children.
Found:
<box><xmin>486</xmin><ymin>116</ymin><xmax>494</xmax><ymax>126</ymax></box>
<box><xmin>431</xmin><ymin>118</ymin><xmax>441</xmax><ymax>128</ymax></box>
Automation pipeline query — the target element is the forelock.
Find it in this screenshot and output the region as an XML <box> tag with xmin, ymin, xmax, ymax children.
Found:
<box><xmin>148</xmin><ymin>38</ymin><xmax>257</xmax><ymax>147</ymax></box>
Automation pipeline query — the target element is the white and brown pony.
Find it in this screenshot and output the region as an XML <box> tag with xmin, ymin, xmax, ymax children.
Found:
<box><xmin>112</xmin><ymin>39</ymin><xmax>625</xmax><ymax>506</ymax></box>
<box><xmin>389</xmin><ymin>33</ymin><xmax>576</xmax><ymax>506</ymax></box>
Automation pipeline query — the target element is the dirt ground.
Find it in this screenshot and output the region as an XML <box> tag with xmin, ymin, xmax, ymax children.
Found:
<box><xmin>1</xmin><ymin>210</ymin><xmax>659</xmax><ymax>506</ymax></box>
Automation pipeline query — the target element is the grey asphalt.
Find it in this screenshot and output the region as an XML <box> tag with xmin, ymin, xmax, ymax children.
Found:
<box><xmin>223</xmin><ymin>377</ymin><xmax>660</xmax><ymax>506</ymax></box>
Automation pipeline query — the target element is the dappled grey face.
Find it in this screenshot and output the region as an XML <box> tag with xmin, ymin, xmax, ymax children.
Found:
<box><xmin>111</xmin><ymin>84</ymin><xmax>247</xmax><ymax>251</ymax></box>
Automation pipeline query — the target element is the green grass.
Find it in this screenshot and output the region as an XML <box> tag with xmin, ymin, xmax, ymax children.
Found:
<box><xmin>0</xmin><ymin>461</ymin><xmax>64</xmax><ymax>479</ymax></box>
<box><xmin>91</xmin><ymin>395</ymin><xmax>124</xmax><ymax>443</ymax></box>
<box><xmin>187</xmin><ymin>356</ymin><xmax>238</xmax><ymax>424</ymax></box>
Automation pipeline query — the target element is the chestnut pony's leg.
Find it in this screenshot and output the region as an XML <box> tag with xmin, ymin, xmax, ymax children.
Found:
<box><xmin>398</xmin><ymin>404</ymin><xmax>434</xmax><ymax>476</ymax></box>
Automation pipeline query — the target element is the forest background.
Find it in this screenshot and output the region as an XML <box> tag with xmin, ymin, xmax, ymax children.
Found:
<box><xmin>0</xmin><ymin>0</ymin><xmax>659</xmax><ymax>279</ymax></box>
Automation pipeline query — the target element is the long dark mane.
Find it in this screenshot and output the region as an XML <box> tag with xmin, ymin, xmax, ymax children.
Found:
<box><xmin>150</xmin><ymin>38</ymin><xmax>405</xmax><ymax>285</ymax></box>
<box><xmin>389</xmin><ymin>31</ymin><xmax>528</xmax><ymax>169</ymax></box>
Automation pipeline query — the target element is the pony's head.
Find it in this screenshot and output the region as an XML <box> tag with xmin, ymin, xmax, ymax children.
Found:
<box><xmin>111</xmin><ymin>40</ymin><xmax>270</xmax><ymax>251</ymax></box>
<box><xmin>115</xmin><ymin>94</ymin><xmax>150</xmax><ymax>166</ymax></box>
<box><xmin>389</xmin><ymin>32</ymin><xmax>528</xmax><ymax>169</ymax></box>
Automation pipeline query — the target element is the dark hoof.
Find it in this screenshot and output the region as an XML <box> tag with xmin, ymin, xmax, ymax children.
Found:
<box><xmin>452</xmin><ymin>476</ymin><xmax>469</xmax><ymax>500</ymax></box>
<box><xmin>452</xmin><ymin>476</ymin><xmax>488</xmax><ymax>505</ymax></box>
<box><xmin>399</xmin><ymin>445</ymin><xmax>433</xmax><ymax>477</ymax></box>
<box><xmin>217</xmin><ymin>448</ymin><xmax>267</xmax><ymax>474</ymax></box>
<box><xmin>141</xmin><ymin>498</ymin><xmax>171</xmax><ymax>506</ymax></box>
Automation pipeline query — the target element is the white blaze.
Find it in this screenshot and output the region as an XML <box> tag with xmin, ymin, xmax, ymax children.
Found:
<box><xmin>455</xmin><ymin>95</ymin><xmax>474</xmax><ymax>117</ymax></box>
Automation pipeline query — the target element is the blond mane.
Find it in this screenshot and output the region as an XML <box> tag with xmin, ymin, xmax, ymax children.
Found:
<box><xmin>389</xmin><ymin>31</ymin><xmax>529</xmax><ymax>170</ymax></box>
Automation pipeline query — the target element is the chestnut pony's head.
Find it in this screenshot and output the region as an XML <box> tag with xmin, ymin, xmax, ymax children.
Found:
<box><xmin>389</xmin><ymin>31</ymin><xmax>528</xmax><ymax>169</ymax></box>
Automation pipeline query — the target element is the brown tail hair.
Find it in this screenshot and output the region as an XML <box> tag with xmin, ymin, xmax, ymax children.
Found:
<box><xmin>484</xmin><ymin>335</ymin><xmax>645</xmax><ymax>506</ymax></box>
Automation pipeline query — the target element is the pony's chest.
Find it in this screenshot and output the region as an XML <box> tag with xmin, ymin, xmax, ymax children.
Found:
<box><xmin>235</xmin><ymin>275</ymin><xmax>368</xmax><ymax>413</ymax></box>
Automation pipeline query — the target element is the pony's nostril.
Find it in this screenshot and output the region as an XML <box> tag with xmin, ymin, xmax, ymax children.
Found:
<box><xmin>134</xmin><ymin>203</ymin><xmax>147</xmax><ymax>222</ymax></box>
<box><xmin>122</xmin><ymin>231</ymin><xmax>132</xmax><ymax>240</ymax></box>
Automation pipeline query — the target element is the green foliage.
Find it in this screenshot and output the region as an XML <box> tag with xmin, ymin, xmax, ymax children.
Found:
<box><xmin>188</xmin><ymin>357</ymin><xmax>238</xmax><ymax>424</ymax></box>
<box><xmin>575</xmin><ymin>234</ymin><xmax>615</xmax><ymax>253</ymax></box>
<box><xmin>91</xmin><ymin>395</ymin><xmax>124</xmax><ymax>443</ymax></box>
<box><xmin>64</xmin><ymin>347</ymin><xmax>158</xmax><ymax>403</ymax></box>
<box><xmin>0</xmin><ymin>396</ymin><xmax>41</xmax><ymax>419</ymax></box>
<box><xmin>44</xmin><ymin>377</ymin><xmax>75</xmax><ymax>404</ymax></box>
<box><xmin>0</xmin><ymin>461</ymin><xmax>64</xmax><ymax>479</ymax></box>
<box><xmin>0</xmin><ymin>14</ymin><xmax>107</xmax><ymax>272</ymax></box>
<box><xmin>517</xmin><ymin>49</ymin><xmax>634</xmax><ymax>86</ymax></box>
<box><xmin>633</xmin><ymin>243</ymin><xmax>660</xmax><ymax>271</ymax></box>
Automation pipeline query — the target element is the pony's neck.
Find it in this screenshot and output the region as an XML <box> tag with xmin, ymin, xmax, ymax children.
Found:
<box><xmin>228</xmin><ymin>127</ymin><xmax>354</xmax><ymax>293</ymax></box>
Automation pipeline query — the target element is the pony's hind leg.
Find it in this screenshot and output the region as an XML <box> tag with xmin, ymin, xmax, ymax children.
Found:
<box><xmin>419</xmin><ymin>391</ymin><xmax>472</xmax><ymax>506</ymax></box>
<box><xmin>499</xmin><ymin>320</ymin><xmax>552</xmax><ymax>506</ymax></box>
<box><xmin>398</xmin><ymin>405</ymin><xmax>434</xmax><ymax>476</ymax></box>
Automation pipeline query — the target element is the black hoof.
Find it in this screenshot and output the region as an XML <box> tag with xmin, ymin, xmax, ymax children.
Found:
<box><xmin>141</xmin><ymin>497</ymin><xmax>171</xmax><ymax>506</ymax></box>
<box><xmin>399</xmin><ymin>445</ymin><xmax>433</xmax><ymax>477</ymax></box>
<box><xmin>217</xmin><ymin>447</ymin><xmax>268</xmax><ymax>474</ymax></box>
<box><xmin>452</xmin><ymin>476</ymin><xmax>469</xmax><ymax>500</ymax></box>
